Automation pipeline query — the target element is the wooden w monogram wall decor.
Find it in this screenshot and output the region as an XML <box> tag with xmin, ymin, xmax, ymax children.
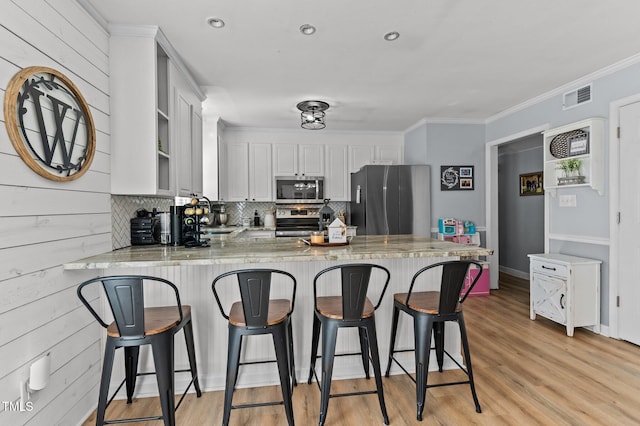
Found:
<box><xmin>3</xmin><ymin>66</ymin><xmax>96</xmax><ymax>181</ymax></box>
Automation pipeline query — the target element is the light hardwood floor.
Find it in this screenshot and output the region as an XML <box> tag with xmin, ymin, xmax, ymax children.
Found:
<box><xmin>83</xmin><ymin>273</ymin><xmax>640</xmax><ymax>425</ymax></box>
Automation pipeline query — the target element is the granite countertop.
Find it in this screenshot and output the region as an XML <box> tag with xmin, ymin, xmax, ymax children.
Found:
<box><xmin>64</xmin><ymin>235</ymin><xmax>493</xmax><ymax>270</ymax></box>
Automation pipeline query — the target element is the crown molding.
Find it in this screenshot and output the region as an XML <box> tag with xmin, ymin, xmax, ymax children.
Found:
<box><xmin>487</xmin><ymin>52</ymin><xmax>640</xmax><ymax>124</ymax></box>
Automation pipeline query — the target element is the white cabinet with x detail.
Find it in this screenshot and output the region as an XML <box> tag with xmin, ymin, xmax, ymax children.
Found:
<box><xmin>528</xmin><ymin>253</ymin><xmax>601</xmax><ymax>337</ymax></box>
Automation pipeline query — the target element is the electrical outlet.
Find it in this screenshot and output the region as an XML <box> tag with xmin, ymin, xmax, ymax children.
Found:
<box><xmin>559</xmin><ymin>194</ymin><xmax>577</xmax><ymax>207</ymax></box>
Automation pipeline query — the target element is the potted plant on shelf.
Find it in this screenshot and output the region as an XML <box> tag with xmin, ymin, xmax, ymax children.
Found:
<box><xmin>557</xmin><ymin>158</ymin><xmax>585</xmax><ymax>185</ymax></box>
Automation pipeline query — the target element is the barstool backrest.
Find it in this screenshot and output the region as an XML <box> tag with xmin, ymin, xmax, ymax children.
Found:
<box><xmin>313</xmin><ymin>264</ymin><xmax>390</xmax><ymax>320</ymax></box>
<box><xmin>212</xmin><ymin>269</ymin><xmax>297</xmax><ymax>327</ymax></box>
<box><xmin>406</xmin><ymin>260</ymin><xmax>483</xmax><ymax>315</ymax></box>
<box><xmin>77</xmin><ymin>275</ymin><xmax>183</xmax><ymax>338</ymax></box>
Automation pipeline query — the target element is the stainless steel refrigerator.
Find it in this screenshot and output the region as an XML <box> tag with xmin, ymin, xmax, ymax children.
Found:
<box><xmin>350</xmin><ymin>165</ymin><xmax>431</xmax><ymax>235</ymax></box>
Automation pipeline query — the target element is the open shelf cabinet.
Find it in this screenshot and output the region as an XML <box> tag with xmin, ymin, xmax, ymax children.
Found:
<box><xmin>543</xmin><ymin>118</ymin><xmax>604</xmax><ymax>196</ymax></box>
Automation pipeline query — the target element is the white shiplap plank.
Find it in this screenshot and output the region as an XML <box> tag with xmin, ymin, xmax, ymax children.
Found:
<box><xmin>0</xmin><ymin>1</ymin><xmax>109</xmax><ymax>91</ymax></box>
<box><xmin>0</xmin><ymin>154</ymin><xmax>110</xmax><ymax>193</ymax></box>
<box><xmin>0</xmin><ymin>285</ymin><xmax>89</xmax><ymax>346</ymax></box>
<box><xmin>0</xmin><ymin>302</ymin><xmax>97</xmax><ymax>380</ymax></box>
<box><xmin>0</xmin><ymin>234</ymin><xmax>112</xmax><ymax>282</ymax></box>
<box><xmin>24</xmin><ymin>347</ymin><xmax>101</xmax><ymax>426</ymax></box>
<box><xmin>0</xmin><ymin>213</ymin><xmax>111</xmax><ymax>250</ymax></box>
<box><xmin>16</xmin><ymin>0</ymin><xmax>109</xmax><ymax>71</ymax></box>
<box><xmin>0</xmin><ymin>27</ymin><xmax>109</xmax><ymax>115</ymax></box>
<box><xmin>1</xmin><ymin>342</ymin><xmax>101</xmax><ymax>425</ymax></box>
<box><xmin>0</xmin><ymin>186</ymin><xmax>110</xmax><ymax>216</ymax></box>
<box><xmin>0</xmin><ymin>321</ymin><xmax>101</xmax><ymax>410</ymax></box>
<box><xmin>45</xmin><ymin>0</ymin><xmax>109</xmax><ymax>56</ymax></box>
<box><xmin>0</xmin><ymin>266</ymin><xmax>98</xmax><ymax>315</ymax></box>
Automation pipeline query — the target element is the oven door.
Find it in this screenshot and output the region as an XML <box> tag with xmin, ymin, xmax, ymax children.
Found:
<box><xmin>275</xmin><ymin>218</ymin><xmax>319</xmax><ymax>237</ymax></box>
<box><xmin>275</xmin><ymin>177</ymin><xmax>324</xmax><ymax>203</ymax></box>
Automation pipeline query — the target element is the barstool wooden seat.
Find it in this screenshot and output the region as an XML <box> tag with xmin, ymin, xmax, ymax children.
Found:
<box><xmin>77</xmin><ymin>275</ymin><xmax>202</xmax><ymax>426</ymax></box>
<box><xmin>385</xmin><ymin>260</ymin><xmax>483</xmax><ymax>421</ymax></box>
<box><xmin>212</xmin><ymin>269</ymin><xmax>297</xmax><ymax>426</ymax></box>
<box><xmin>307</xmin><ymin>263</ymin><xmax>391</xmax><ymax>426</ymax></box>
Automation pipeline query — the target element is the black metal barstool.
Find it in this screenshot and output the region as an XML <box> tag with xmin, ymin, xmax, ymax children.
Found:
<box><xmin>212</xmin><ymin>269</ymin><xmax>297</xmax><ymax>426</ymax></box>
<box><xmin>385</xmin><ymin>260</ymin><xmax>483</xmax><ymax>421</ymax></box>
<box><xmin>76</xmin><ymin>275</ymin><xmax>202</xmax><ymax>426</ymax></box>
<box><xmin>307</xmin><ymin>263</ymin><xmax>390</xmax><ymax>426</ymax></box>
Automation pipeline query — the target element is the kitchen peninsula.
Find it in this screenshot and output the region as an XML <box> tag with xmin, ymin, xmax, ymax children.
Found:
<box><xmin>64</xmin><ymin>236</ymin><xmax>492</xmax><ymax>397</ymax></box>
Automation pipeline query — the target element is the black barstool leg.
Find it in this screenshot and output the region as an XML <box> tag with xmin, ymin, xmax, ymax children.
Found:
<box><xmin>414</xmin><ymin>314</ymin><xmax>433</xmax><ymax>422</ymax></box>
<box><xmin>124</xmin><ymin>345</ymin><xmax>140</xmax><ymax>403</ymax></box>
<box><xmin>287</xmin><ymin>318</ymin><xmax>297</xmax><ymax>387</ymax></box>
<box><xmin>151</xmin><ymin>332</ymin><xmax>176</xmax><ymax>426</ymax></box>
<box><xmin>223</xmin><ymin>327</ymin><xmax>242</xmax><ymax>426</ymax></box>
<box><xmin>274</xmin><ymin>326</ymin><xmax>295</xmax><ymax>426</ymax></box>
<box><xmin>183</xmin><ymin>319</ymin><xmax>202</xmax><ymax>397</ymax></box>
<box><xmin>97</xmin><ymin>339</ymin><xmax>117</xmax><ymax>426</ymax></box>
<box><xmin>459</xmin><ymin>313</ymin><xmax>481</xmax><ymax>413</ymax></box>
<box><xmin>319</xmin><ymin>320</ymin><xmax>339</xmax><ymax>426</ymax></box>
<box><xmin>364</xmin><ymin>319</ymin><xmax>389</xmax><ymax>425</ymax></box>
<box><xmin>307</xmin><ymin>313</ymin><xmax>321</xmax><ymax>384</ymax></box>
<box><xmin>358</xmin><ymin>327</ymin><xmax>370</xmax><ymax>379</ymax></box>
<box><xmin>385</xmin><ymin>304</ymin><xmax>401</xmax><ymax>377</ymax></box>
<box><xmin>434</xmin><ymin>322</ymin><xmax>445</xmax><ymax>372</ymax></box>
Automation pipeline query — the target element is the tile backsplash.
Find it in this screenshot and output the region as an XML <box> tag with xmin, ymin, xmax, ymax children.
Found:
<box><xmin>111</xmin><ymin>195</ymin><xmax>173</xmax><ymax>249</ymax></box>
<box><xmin>111</xmin><ymin>195</ymin><xmax>348</xmax><ymax>249</ymax></box>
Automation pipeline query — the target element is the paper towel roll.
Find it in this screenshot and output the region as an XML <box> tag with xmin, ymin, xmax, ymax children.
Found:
<box><xmin>29</xmin><ymin>354</ymin><xmax>50</xmax><ymax>391</ymax></box>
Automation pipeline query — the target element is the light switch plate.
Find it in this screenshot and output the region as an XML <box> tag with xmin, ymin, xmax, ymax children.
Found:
<box><xmin>559</xmin><ymin>194</ymin><xmax>577</xmax><ymax>207</ymax></box>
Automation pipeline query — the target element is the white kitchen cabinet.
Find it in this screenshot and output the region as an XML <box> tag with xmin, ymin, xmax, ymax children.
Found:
<box><xmin>191</xmin><ymin>110</ymin><xmax>203</xmax><ymax>195</ymax></box>
<box><xmin>528</xmin><ymin>253</ymin><xmax>601</xmax><ymax>336</ymax></box>
<box><xmin>109</xmin><ymin>26</ymin><xmax>204</xmax><ymax>196</ymax></box>
<box><xmin>272</xmin><ymin>144</ymin><xmax>324</xmax><ymax>176</ymax></box>
<box><xmin>348</xmin><ymin>144</ymin><xmax>403</xmax><ymax>173</ymax></box>
<box><xmin>174</xmin><ymin>65</ymin><xmax>204</xmax><ymax>197</ymax></box>
<box><xmin>376</xmin><ymin>144</ymin><xmax>403</xmax><ymax>165</ymax></box>
<box><xmin>543</xmin><ymin>118</ymin><xmax>604</xmax><ymax>196</ymax></box>
<box><xmin>220</xmin><ymin>142</ymin><xmax>272</xmax><ymax>201</ymax></box>
<box><xmin>324</xmin><ymin>145</ymin><xmax>349</xmax><ymax>201</ymax></box>
<box><xmin>249</xmin><ymin>143</ymin><xmax>273</xmax><ymax>201</ymax></box>
<box><xmin>349</xmin><ymin>145</ymin><xmax>375</xmax><ymax>173</ymax></box>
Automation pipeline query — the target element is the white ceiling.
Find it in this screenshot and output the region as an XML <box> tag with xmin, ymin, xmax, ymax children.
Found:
<box><xmin>82</xmin><ymin>0</ymin><xmax>640</xmax><ymax>132</ymax></box>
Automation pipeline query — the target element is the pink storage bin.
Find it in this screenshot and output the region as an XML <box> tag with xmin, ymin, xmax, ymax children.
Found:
<box><xmin>462</xmin><ymin>265</ymin><xmax>490</xmax><ymax>297</ymax></box>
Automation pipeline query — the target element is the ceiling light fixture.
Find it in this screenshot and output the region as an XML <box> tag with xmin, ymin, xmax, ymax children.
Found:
<box><xmin>207</xmin><ymin>17</ymin><xmax>225</xmax><ymax>28</ymax></box>
<box><xmin>384</xmin><ymin>31</ymin><xmax>400</xmax><ymax>41</ymax></box>
<box><xmin>299</xmin><ymin>24</ymin><xmax>316</xmax><ymax>35</ymax></box>
<box><xmin>297</xmin><ymin>100</ymin><xmax>329</xmax><ymax>130</ymax></box>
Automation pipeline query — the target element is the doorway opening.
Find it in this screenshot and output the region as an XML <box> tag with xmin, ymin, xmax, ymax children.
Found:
<box><xmin>485</xmin><ymin>125</ymin><xmax>548</xmax><ymax>289</ymax></box>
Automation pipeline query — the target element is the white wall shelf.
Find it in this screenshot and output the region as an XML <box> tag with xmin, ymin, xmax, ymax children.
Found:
<box><xmin>543</xmin><ymin>118</ymin><xmax>605</xmax><ymax>196</ymax></box>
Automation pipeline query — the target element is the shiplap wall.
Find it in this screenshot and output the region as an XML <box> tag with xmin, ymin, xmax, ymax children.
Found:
<box><xmin>0</xmin><ymin>1</ymin><xmax>111</xmax><ymax>425</ymax></box>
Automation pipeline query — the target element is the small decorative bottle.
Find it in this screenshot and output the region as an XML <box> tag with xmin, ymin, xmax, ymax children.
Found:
<box><xmin>253</xmin><ymin>210</ymin><xmax>260</xmax><ymax>226</ymax></box>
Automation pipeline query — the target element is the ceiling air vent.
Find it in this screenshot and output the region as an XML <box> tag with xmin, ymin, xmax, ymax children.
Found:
<box><xmin>563</xmin><ymin>84</ymin><xmax>592</xmax><ymax>110</ymax></box>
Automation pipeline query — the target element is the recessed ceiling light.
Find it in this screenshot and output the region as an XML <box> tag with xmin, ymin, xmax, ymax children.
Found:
<box><xmin>384</xmin><ymin>31</ymin><xmax>400</xmax><ymax>41</ymax></box>
<box><xmin>207</xmin><ymin>17</ymin><xmax>225</xmax><ymax>29</ymax></box>
<box><xmin>300</xmin><ymin>24</ymin><xmax>316</xmax><ymax>35</ymax></box>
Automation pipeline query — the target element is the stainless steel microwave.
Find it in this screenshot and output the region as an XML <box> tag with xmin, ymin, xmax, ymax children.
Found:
<box><xmin>275</xmin><ymin>176</ymin><xmax>324</xmax><ymax>203</ymax></box>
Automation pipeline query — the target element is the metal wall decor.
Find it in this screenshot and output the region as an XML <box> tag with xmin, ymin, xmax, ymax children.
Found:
<box><xmin>4</xmin><ymin>66</ymin><xmax>96</xmax><ymax>181</ymax></box>
<box><xmin>440</xmin><ymin>165</ymin><xmax>474</xmax><ymax>190</ymax></box>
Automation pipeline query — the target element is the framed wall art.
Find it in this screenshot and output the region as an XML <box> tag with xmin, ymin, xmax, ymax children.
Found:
<box><xmin>520</xmin><ymin>171</ymin><xmax>544</xmax><ymax>196</ymax></box>
<box><xmin>441</xmin><ymin>165</ymin><xmax>474</xmax><ymax>190</ymax></box>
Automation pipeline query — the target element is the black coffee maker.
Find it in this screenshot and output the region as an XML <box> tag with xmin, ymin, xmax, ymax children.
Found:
<box><xmin>169</xmin><ymin>205</ymin><xmax>184</xmax><ymax>246</ymax></box>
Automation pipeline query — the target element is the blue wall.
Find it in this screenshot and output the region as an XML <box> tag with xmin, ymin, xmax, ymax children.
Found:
<box><xmin>405</xmin><ymin>60</ymin><xmax>640</xmax><ymax>327</ymax></box>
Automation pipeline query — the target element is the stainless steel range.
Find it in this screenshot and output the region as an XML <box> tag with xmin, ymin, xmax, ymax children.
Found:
<box><xmin>275</xmin><ymin>206</ymin><xmax>320</xmax><ymax>237</ymax></box>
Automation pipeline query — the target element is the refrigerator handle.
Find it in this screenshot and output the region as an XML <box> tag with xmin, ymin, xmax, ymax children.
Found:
<box><xmin>355</xmin><ymin>185</ymin><xmax>361</xmax><ymax>204</ymax></box>
<box><xmin>383</xmin><ymin>166</ymin><xmax>389</xmax><ymax>234</ymax></box>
